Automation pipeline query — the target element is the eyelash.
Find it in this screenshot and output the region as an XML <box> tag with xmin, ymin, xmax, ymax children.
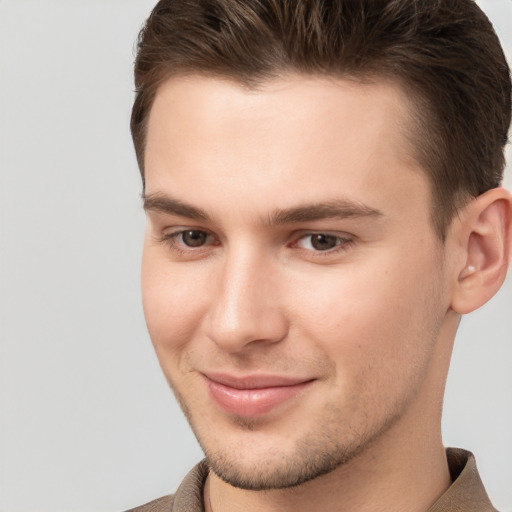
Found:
<box><xmin>157</xmin><ymin>229</ymin><xmax>354</xmax><ymax>258</ymax></box>
<box><xmin>291</xmin><ymin>232</ymin><xmax>354</xmax><ymax>254</ymax></box>
<box><xmin>157</xmin><ymin>229</ymin><xmax>219</xmax><ymax>257</ymax></box>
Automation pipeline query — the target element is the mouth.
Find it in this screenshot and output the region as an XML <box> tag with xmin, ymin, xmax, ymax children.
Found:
<box><xmin>203</xmin><ymin>373</ymin><xmax>315</xmax><ymax>418</ymax></box>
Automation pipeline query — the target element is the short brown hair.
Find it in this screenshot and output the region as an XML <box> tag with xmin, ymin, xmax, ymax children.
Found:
<box><xmin>131</xmin><ymin>0</ymin><xmax>511</xmax><ymax>237</ymax></box>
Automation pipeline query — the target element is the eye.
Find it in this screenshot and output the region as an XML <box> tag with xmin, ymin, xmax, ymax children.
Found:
<box><xmin>179</xmin><ymin>229</ymin><xmax>208</xmax><ymax>247</ymax></box>
<box><xmin>295</xmin><ymin>233</ymin><xmax>350</xmax><ymax>252</ymax></box>
<box><xmin>158</xmin><ymin>228</ymin><xmax>217</xmax><ymax>254</ymax></box>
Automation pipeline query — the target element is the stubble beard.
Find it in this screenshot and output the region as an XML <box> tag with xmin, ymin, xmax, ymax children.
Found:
<box><xmin>170</xmin><ymin>382</ymin><xmax>409</xmax><ymax>491</ymax></box>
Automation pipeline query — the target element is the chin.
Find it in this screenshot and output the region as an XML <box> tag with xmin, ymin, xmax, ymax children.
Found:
<box><xmin>197</xmin><ymin>421</ymin><xmax>378</xmax><ymax>491</ymax></box>
<box><xmin>206</xmin><ymin>452</ymin><xmax>346</xmax><ymax>490</ymax></box>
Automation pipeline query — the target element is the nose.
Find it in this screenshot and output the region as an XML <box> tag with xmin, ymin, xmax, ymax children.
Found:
<box><xmin>204</xmin><ymin>247</ymin><xmax>289</xmax><ymax>354</ymax></box>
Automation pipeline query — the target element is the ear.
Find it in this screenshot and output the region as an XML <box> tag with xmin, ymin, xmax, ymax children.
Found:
<box><xmin>449</xmin><ymin>187</ymin><xmax>512</xmax><ymax>315</ymax></box>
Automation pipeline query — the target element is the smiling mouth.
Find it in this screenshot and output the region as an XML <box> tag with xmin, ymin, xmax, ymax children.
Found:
<box><xmin>203</xmin><ymin>373</ymin><xmax>315</xmax><ymax>418</ymax></box>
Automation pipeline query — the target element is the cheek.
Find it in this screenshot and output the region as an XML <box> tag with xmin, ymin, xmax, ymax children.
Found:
<box><xmin>288</xmin><ymin>251</ymin><xmax>445</xmax><ymax>388</ymax></box>
<box><xmin>141</xmin><ymin>247</ymin><xmax>210</xmax><ymax>360</ymax></box>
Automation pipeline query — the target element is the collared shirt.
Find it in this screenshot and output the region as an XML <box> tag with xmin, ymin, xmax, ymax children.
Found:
<box><xmin>126</xmin><ymin>448</ymin><xmax>497</xmax><ymax>512</ymax></box>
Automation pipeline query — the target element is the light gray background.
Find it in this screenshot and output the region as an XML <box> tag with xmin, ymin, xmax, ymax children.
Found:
<box><xmin>0</xmin><ymin>1</ymin><xmax>510</xmax><ymax>511</ymax></box>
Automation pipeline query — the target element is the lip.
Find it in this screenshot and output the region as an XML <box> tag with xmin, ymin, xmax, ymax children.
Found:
<box><xmin>204</xmin><ymin>373</ymin><xmax>315</xmax><ymax>418</ymax></box>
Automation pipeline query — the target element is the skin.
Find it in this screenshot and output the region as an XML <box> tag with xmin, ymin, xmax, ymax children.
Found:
<box><xmin>141</xmin><ymin>75</ymin><xmax>511</xmax><ymax>512</ymax></box>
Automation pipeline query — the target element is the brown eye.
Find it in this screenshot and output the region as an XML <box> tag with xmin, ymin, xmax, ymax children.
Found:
<box><xmin>181</xmin><ymin>230</ymin><xmax>208</xmax><ymax>247</ymax></box>
<box><xmin>309</xmin><ymin>234</ymin><xmax>339</xmax><ymax>251</ymax></box>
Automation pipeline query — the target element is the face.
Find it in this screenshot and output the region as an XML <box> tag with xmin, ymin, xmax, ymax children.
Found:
<box><xmin>142</xmin><ymin>75</ymin><xmax>453</xmax><ymax>490</ymax></box>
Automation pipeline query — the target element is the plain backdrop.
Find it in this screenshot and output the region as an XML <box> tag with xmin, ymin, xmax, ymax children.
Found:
<box><xmin>0</xmin><ymin>1</ymin><xmax>511</xmax><ymax>511</ymax></box>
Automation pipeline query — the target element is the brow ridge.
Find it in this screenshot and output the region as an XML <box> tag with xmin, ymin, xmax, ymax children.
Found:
<box><xmin>143</xmin><ymin>193</ymin><xmax>210</xmax><ymax>221</ymax></box>
<box><xmin>143</xmin><ymin>193</ymin><xmax>383</xmax><ymax>224</ymax></box>
<box><xmin>267</xmin><ymin>200</ymin><xmax>384</xmax><ymax>225</ymax></box>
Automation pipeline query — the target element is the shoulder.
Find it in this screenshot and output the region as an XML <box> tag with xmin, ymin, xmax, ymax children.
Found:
<box><xmin>123</xmin><ymin>460</ymin><xmax>209</xmax><ymax>512</ymax></box>
<box><xmin>427</xmin><ymin>448</ymin><xmax>498</xmax><ymax>512</ymax></box>
<box><xmin>124</xmin><ymin>494</ymin><xmax>174</xmax><ymax>512</ymax></box>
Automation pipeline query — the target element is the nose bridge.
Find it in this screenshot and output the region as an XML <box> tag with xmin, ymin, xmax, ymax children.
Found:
<box><xmin>205</xmin><ymin>243</ymin><xmax>287</xmax><ymax>352</ymax></box>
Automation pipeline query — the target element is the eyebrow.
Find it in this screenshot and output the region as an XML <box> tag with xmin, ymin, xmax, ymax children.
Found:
<box><xmin>143</xmin><ymin>193</ymin><xmax>210</xmax><ymax>220</ymax></box>
<box><xmin>143</xmin><ymin>193</ymin><xmax>383</xmax><ymax>224</ymax></box>
<box><xmin>267</xmin><ymin>200</ymin><xmax>384</xmax><ymax>225</ymax></box>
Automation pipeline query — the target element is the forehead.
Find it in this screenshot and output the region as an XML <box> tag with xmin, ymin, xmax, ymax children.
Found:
<box><xmin>144</xmin><ymin>74</ymin><xmax>430</xmax><ymax>226</ymax></box>
<box><xmin>146</xmin><ymin>74</ymin><xmax>415</xmax><ymax>164</ymax></box>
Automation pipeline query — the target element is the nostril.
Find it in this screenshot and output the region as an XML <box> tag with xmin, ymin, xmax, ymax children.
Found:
<box><xmin>205</xmin><ymin>304</ymin><xmax>288</xmax><ymax>353</ymax></box>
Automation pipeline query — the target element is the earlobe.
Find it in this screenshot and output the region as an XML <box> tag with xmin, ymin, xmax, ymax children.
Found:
<box><xmin>450</xmin><ymin>187</ymin><xmax>512</xmax><ymax>315</ymax></box>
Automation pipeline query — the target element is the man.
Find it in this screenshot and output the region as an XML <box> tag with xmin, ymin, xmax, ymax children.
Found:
<box><xmin>127</xmin><ymin>1</ymin><xmax>511</xmax><ymax>511</ymax></box>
